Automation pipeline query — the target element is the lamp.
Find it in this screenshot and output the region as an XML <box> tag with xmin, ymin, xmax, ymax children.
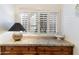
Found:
<box><xmin>9</xmin><ymin>23</ymin><xmax>25</xmax><ymax>41</ymax></box>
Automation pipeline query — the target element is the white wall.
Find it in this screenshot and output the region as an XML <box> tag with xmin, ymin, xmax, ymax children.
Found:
<box><xmin>15</xmin><ymin>4</ymin><xmax>62</xmax><ymax>12</ymax></box>
<box><xmin>0</xmin><ymin>4</ymin><xmax>15</xmax><ymax>31</ymax></box>
<box><xmin>62</xmin><ymin>4</ymin><xmax>79</xmax><ymax>54</ymax></box>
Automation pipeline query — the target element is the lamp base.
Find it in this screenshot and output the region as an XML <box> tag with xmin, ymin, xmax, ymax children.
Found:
<box><xmin>14</xmin><ymin>39</ymin><xmax>21</xmax><ymax>41</ymax></box>
<box><xmin>12</xmin><ymin>32</ymin><xmax>23</xmax><ymax>41</ymax></box>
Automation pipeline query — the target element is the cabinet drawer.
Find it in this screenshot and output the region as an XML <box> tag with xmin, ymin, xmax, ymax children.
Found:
<box><xmin>37</xmin><ymin>46</ymin><xmax>62</xmax><ymax>55</ymax></box>
<box><xmin>5</xmin><ymin>46</ymin><xmax>28</xmax><ymax>51</ymax></box>
<box><xmin>36</xmin><ymin>46</ymin><xmax>73</xmax><ymax>55</ymax></box>
<box><xmin>2</xmin><ymin>46</ymin><xmax>29</xmax><ymax>54</ymax></box>
<box><xmin>37</xmin><ymin>47</ymin><xmax>62</xmax><ymax>52</ymax></box>
<box><xmin>2</xmin><ymin>46</ymin><xmax>37</xmax><ymax>55</ymax></box>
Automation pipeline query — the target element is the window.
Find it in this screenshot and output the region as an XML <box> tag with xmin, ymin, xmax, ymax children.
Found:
<box><xmin>20</xmin><ymin>12</ymin><xmax>59</xmax><ymax>34</ymax></box>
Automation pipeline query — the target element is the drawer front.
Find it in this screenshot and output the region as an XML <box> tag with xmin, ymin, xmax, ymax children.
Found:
<box><xmin>2</xmin><ymin>46</ymin><xmax>37</xmax><ymax>55</ymax></box>
<box><xmin>37</xmin><ymin>46</ymin><xmax>62</xmax><ymax>55</ymax></box>
<box><xmin>2</xmin><ymin>46</ymin><xmax>29</xmax><ymax>55</ymax></box>
<box><xmin>37</xmin><ymin>46</ymin><xmax>73</xmax><ymax>55</ymax></box>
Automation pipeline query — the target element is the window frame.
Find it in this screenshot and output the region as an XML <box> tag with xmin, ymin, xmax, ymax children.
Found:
<box><xmin>20</xmin><ymin>11</ymin><xmax>61</xmax><ymax>34</ymax></box>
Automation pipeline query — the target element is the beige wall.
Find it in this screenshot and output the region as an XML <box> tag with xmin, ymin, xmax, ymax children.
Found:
<box><xmin>15</xmin><ymin>4</ymin><xmax>62</xmax><ymax>12</ymax></box>
<box><xmin>15</xmin><ymin>4</ymin><xmax>62</xmax><ymax>21</ymax></box>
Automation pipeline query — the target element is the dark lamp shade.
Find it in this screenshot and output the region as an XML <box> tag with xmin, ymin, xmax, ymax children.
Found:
<box><xmin>8</xmin><ymin>23</ymin><xmax>25</xmax><ymax>31</ymax></box>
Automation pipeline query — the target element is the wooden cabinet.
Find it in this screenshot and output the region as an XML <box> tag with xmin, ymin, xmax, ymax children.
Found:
<box><xmin>0</xmin><ymin>46</ymin><xmax>73</xmax><ymax>55</ymax></box>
